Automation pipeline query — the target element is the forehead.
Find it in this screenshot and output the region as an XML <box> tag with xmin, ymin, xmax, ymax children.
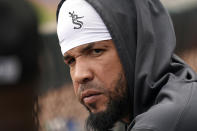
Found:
<box><xmin>64</xmin><ymin>40</ymin><xmax>114</xmax><ymax>56</ymax></box>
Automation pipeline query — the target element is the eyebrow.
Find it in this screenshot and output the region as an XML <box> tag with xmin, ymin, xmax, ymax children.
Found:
<box><xmin>63</xmin><ymin>43</ymin><xmax>95</xmax><ymax>61</ymax></box>
<box><xmin>64</xmin><ymin>54</ymin><xmax>72</xmax><ymax>61</ymax></box>
<box><xmin>80</xmin><ymin>43</ymin><xmax>95</xmax><ymax>54</ymax></box>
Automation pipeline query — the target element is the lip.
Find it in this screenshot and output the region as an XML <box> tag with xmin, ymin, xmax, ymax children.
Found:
<box><xmin>81</xmin><ymin>90</ymin><xmax>102</xmax><ymax>103</ymax></box>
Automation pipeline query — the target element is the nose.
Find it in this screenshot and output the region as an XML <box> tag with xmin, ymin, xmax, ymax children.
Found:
<box><xmin>71</xmin><ymin>58</ymin><xmax>94</xmax><ymax>84</ymax></box>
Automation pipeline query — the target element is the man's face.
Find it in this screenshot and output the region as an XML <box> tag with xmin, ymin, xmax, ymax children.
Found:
<box><xmin>64</xmin><ymin>40</ymin><xmax>130</xmax><ymax>130</ymax></box>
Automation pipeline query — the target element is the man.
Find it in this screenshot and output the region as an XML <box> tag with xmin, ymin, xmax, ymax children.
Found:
<box><xmin>56</xmin><ymin>0</ymin><xmax>197</xmax><ymax>131</ymax></box>
<box><xmin>0</xmin><ymin>0</ymin><xmax>42</xmax><ymax>130</ymax></box>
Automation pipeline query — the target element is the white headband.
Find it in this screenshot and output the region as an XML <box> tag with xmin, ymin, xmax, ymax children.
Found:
<box><xmin>57</xmin><ymin>0</ymin><xmax>112</xmax><ymax>55</ymax></box>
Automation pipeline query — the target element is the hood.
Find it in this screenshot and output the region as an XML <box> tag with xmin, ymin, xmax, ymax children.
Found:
<box><xmin>57</xmin><ymin>0</ymin><xmax>180</xmax><ymax>119</ymax></box>
<box><xmin>84</xmin><ymin>0</ymin><xmax>176</xmax><ymax>118</ymax></box>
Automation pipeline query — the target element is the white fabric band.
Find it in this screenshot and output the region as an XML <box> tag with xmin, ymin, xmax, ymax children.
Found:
<box><xmin>57</xmin><ymin>0</ymin><xmax>112</xmax><ymax>55</ymax></box>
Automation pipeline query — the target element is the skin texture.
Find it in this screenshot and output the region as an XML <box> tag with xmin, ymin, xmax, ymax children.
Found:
<box><xmin>64</xmin><ymin>40</ymin><xmax>128</xmax><ymax>114</ymax></box>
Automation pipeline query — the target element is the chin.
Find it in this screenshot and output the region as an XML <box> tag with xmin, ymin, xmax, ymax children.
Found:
<box><xmin>86</xmin><ymin>103</ymin><xmax>108</xmax><ymax>114</ymax></box>
<box><xmin>91</xmin><ymin>108</ymin><xmax>106</xmax><ymax>114</ymax></box>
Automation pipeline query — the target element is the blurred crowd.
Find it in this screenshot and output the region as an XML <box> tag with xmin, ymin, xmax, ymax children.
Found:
<box><xmin>0</xmin><ymin>0</ymin><xmax>41</xmax><ymax>130</ymax></box>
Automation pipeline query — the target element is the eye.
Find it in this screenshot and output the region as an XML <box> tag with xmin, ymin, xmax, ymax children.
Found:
<box><xmin>66</xmin><ymin>58</ymin><xmax>75</xmax><ymax>65</ymax></box>
<box><xmin>91</xmin><ymin>49</ymin><xmax>105</xmax><ymax>56</ymax></box>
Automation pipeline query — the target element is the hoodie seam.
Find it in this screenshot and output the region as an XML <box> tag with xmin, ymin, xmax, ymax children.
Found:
<box><xmin>173</xmin><ymin>82</ymin><xmax>193</xmax><ymax>131</ymax></box>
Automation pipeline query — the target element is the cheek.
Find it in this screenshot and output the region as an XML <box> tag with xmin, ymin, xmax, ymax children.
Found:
<box><xmin>72</xmin><ymin>83</ymin><xmax>79</xmax><ymax>97</ymax></box>
<box><xmin>70</xmin><ymin>70</ymin><xmax>77</xmax><ymax>94</ymax></box>
<box><xmin>94</xmin><ymin>55</ymin><xmax>123</xmax><ymax>89</ymax></box>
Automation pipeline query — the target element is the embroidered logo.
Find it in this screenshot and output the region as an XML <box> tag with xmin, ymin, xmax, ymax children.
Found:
<box><xmin>69</xmin><ymin>11</ymin><xmax>84</xmax><ymax>29</ymax></box>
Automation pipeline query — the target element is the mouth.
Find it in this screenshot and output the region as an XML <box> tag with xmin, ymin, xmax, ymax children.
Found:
<box><xmin>81</xmin><ymin>90</ymin><xmax>102</xmax><ymax>104</ymax></box>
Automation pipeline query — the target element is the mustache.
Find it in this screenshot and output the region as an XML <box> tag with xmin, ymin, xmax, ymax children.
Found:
<box><xmin>77</xmin><ymin>82</ymin><xmax>103</xmax><ymax>94</ymax></box>
<box><xmin>77</xmin><ymin>82</ymin><xmax>106</xmax><ymax>101</ymax></box>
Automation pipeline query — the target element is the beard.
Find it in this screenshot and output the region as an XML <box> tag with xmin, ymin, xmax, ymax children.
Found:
<box><xmin>84</xmin><ymin>73</ymin><xmax>131</xmax><ymax>131</ymax></box>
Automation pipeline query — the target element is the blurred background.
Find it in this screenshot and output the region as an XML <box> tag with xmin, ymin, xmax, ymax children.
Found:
<box><xmin>11</xmin><ymin>0</ymin><xmax>197</xmax><ymax>130</ymax></box>
<box><xmin>27</xmin><ymin>0</ymin><xmax>88</xmax><ymax>131</ymax></box>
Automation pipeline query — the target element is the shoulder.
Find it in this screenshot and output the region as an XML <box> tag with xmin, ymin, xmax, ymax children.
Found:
<box><xmin>130</xmin><ymin>80</ymin><xmax>197</xmax><ymax>131</ymax></box>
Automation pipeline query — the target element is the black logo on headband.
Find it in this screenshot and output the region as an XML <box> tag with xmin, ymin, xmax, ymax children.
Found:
<box><xmin>69</xmin><ymin>11</ymin><xmax>84</xmax><ymax>29</ymax></box>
